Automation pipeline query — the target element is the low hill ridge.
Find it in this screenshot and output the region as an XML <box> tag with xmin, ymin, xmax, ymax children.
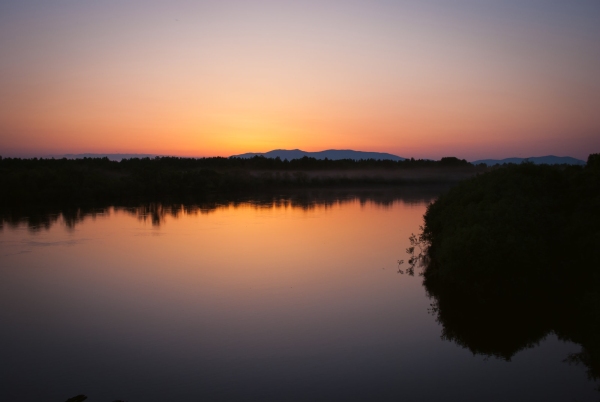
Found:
<box><xmin>231</xmin><ymin>149</ymin><xmax>405</xmax><ymax>161</ymax></box>
<box><xmin>472</xmin><ymin>155</ymin><xmax>585</xmax><ymax>166</ymax></box>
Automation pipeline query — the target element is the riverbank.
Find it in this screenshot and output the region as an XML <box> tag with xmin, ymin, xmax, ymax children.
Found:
<box><xmin>405</xmin><ymin>153</ymin><xmax>599</xmax><ymax>382</ymax></box>
<box><xmin>0</xmin><ymin>156</ymin><xmax>485</xmax><ymax>206</ymax></box>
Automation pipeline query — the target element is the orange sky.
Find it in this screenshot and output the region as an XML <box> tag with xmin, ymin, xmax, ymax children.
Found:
<box><xmin>1</xmin><ymin>1</ymin><xmax>599</xmax><ymax>160</ymax></box>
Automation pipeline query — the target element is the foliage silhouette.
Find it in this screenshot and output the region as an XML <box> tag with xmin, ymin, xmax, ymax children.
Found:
<box><xmin>0</xmin><ymin>156</ymin><xmax>483</xmax><ymax>206</ymax></box>
<box><xmin>400</xmin><ymin>154</ymin><xmax>600</xmax><ymax>385</ymax></box>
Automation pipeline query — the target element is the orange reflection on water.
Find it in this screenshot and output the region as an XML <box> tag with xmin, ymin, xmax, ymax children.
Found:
<box><xmin>2</xmin><ymin>191</ymin><xmax>596</xmax><ymax>401</ymax></box>
<box><xmin>1</xmin><ymin>196</ymin><xmax>430</xmax><ymax>360</ymax></box>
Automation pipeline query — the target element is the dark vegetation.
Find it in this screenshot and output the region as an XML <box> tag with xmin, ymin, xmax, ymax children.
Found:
<box><xmin>0</xmin><ymin>155</ymin><xmax>481</xmax><ymax>206</ymax></box>
<box><xmin>401</xmin><ymin>154</ymin><xmax>600</xmax><ymax>384</ymax></box>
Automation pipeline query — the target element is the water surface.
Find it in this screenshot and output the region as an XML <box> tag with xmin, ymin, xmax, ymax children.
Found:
<box><xmin>0</xmin><ymin>191</ymin><xmax>597</xmax><ymax>401</ymax></box>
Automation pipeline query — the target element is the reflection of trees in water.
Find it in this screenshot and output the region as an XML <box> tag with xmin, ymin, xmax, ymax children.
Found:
<box><xmin>425</xmin><ymin>279</ymin><xmax>559</xmax><ymax>359</ymax></box>
<box><xmin>0</xmin><ymin>207</ymin><xmax>109</xmax><ymax>232</ymax></box>
<box><xmin>402</xmin><ymin>235</ymin><xmax>600</xmax><ymax>388</ymax></box>
<box><xmin>422</xmin><ymin>275</ymin><xmax>600</xmax><ymax>387</ymax></box>
<box><xmin>0</xmin><ymin>186</ymin><xmax>445</xmax><ymax>231</ymax></box>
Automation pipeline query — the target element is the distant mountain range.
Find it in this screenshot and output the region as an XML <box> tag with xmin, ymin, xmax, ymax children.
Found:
<box><xmin>231</xmin><ymin>149</ymin><xmax>405</xmax><ymax>161</ymax></box>
<box><xmin>233</xmin><ymin>150</ymin><xmax>588</xmax><ymax>166</ymax></box>
<box><xmin>472</xmin><ymin>156</ymin><xmax>586</xmax><ymax>166</ymax></box>
<box><xmin>39</xmin><ymin>151</ymin><xmax>586</xmax><ymax>166</ymax></box>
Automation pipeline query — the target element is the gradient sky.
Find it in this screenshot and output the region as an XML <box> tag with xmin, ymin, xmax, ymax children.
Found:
<box><xmin>1</xmin><ymin>0</ymin><xmax>599</xmax><ymax>160</ymax></box>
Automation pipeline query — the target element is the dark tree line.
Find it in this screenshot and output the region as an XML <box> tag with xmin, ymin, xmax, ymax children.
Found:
<box><xmin>421</xmin><ymin>154</ymin><xmax>599</xmax><ymax>295</ymax></box>
<box><xmin>0</xmin><ymin>155</ymin><xmax>480</xmax><ymax>206</ymax></box>
<box><xmin>0</xmin><ymin>154</ymin><xmax>474</xmax><ymax>171</ymax></box>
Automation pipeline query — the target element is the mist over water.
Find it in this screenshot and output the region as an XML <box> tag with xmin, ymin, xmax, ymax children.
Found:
<box><xmin>1</xmin><ymin>190</ymin><xmax>597</xmax><ymax>401</ymax></box>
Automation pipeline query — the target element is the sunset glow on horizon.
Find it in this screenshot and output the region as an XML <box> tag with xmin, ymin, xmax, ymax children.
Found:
<box><xmin>1</xmin><ymin>1</ymin><xmax>599</xmax><ymax>160</ymax></box>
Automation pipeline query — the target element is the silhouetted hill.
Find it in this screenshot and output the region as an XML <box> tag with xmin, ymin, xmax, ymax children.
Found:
<box><xmin>472</xmin><ymin>155</ymin><xmax>585</xmax><ymax>166</ymax></box>
<box><xmin>231</xmin><ymin>149</ymin><xmax>405</xmax><ymax>161</ymax></box>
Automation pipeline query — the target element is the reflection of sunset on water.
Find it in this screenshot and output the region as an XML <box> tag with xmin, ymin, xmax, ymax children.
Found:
<box><xmin>0</xmin><ymin>190</ymin><xmax>596</xmax><ymax>401</ymax></box>
<box><xmin>1</xmin><ymin>196</ymin><xmax>428</xmax><ymax>362</ymax></box>
<box><xmin>0</xmin><ymin>188</ymin><xmax>441</xmax><ymax>231</ymax></box>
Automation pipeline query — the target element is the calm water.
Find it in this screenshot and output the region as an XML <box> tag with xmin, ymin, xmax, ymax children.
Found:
<box><xmin>1</xmin><ymin>191</ymin><xmax>598</xmax><ymax>401</ymax></box>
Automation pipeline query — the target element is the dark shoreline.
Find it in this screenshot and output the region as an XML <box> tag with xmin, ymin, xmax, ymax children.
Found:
<box><xmin>0</xmin><ymin>155</ymin><xmax>485</xmax><ymax>207</ymax></box>
<box><xmin>405</xmin><ymin>154</ymin><xmax>600</xmax><ymax>384</ymax></box>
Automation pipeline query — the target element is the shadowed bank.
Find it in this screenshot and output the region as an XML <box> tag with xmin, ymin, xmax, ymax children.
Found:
<box><xmin>401</xmin><ymin>154</ymin><xmax>600</xmax><ymax>386</ymax></box>
<box><xmin>0</xmin><ymin>156</ymin><xmax>483</xmax><ymax>206</ymax></box>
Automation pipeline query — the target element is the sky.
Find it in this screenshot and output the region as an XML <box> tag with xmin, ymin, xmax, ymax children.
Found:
<box><xmin>0</xmin><ymin>0</ymin><xmax>599</xmax><ymax>160</ymax></box>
